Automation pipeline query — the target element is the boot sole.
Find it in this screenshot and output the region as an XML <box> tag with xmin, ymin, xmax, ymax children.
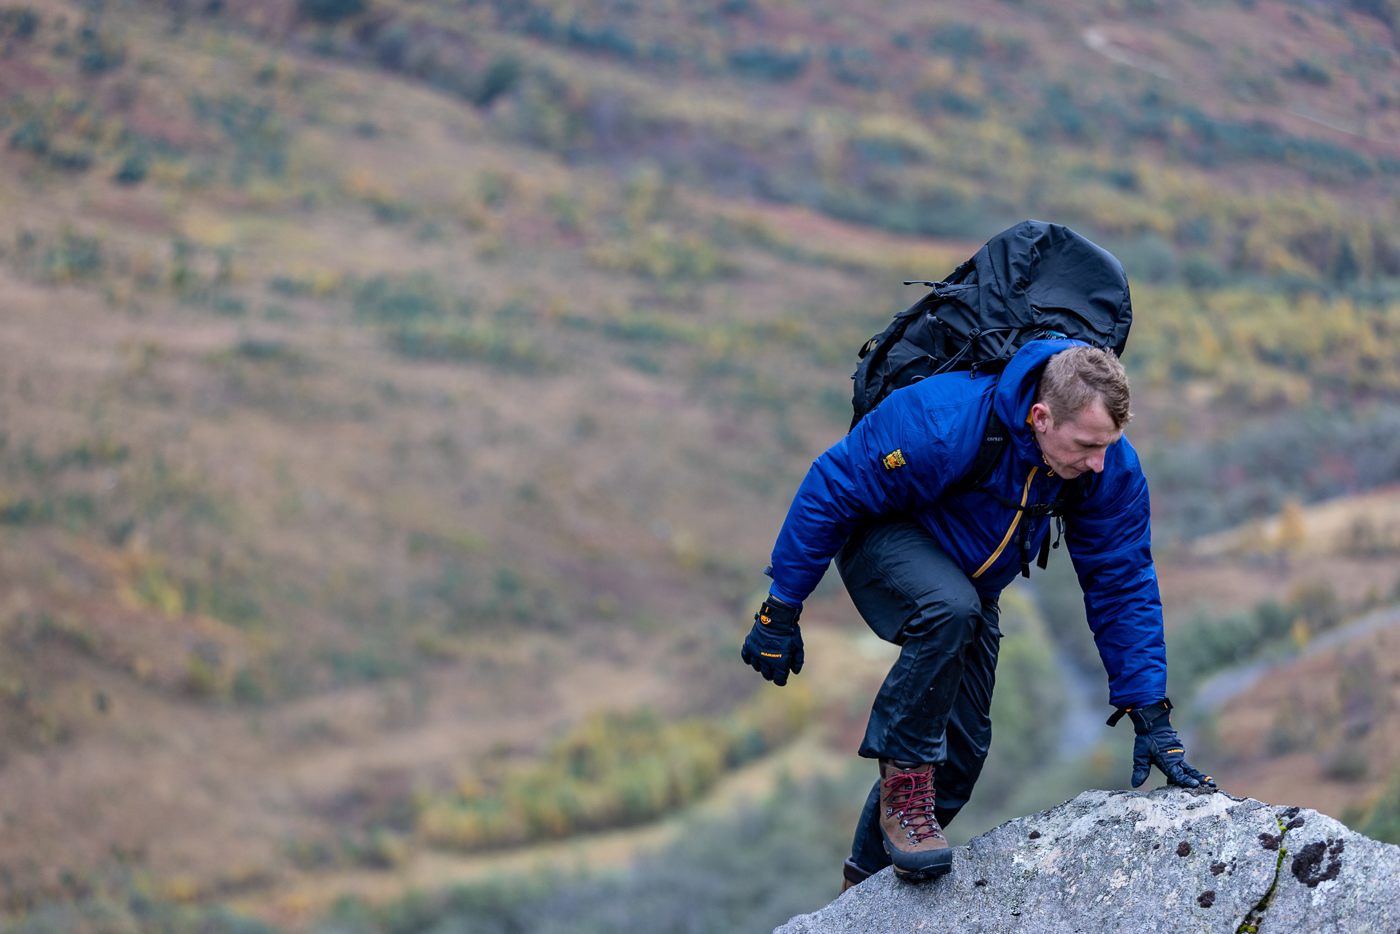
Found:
<box><xmin>882</xmin><ymin>840</ymin><xmax>954</xmax><ymax>880</ymax></box>
<box><xmin>879</xmin><ymin>834</ymin><xmax>957</xmax><ymax>884</ymax></box>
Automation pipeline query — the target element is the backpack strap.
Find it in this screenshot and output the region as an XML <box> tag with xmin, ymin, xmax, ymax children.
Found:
<box><xmin>945</xmin><ymin>410</ymin><xmax>1009</xmax><ymax>498</ymax></box>
<box><xmin>947</xmin><ymin>407</ymin><xmax>1083</xmax><ymax>578</ymax></box>
<box><xmin>1035</xmin><ymin>480</ymin><xmax>1081</xmax><ymax>572</ymax></box>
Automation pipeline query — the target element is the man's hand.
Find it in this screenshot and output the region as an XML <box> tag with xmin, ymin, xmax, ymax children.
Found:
<box><xmin>741</xmin><ymin>596</ymin><xmax>804</xmax><ymax>686</ymax></box>
<box><xmin>1112</xmin><ymin>699</ymin><xmax>1216</xmax><ymax>789</ymax></box>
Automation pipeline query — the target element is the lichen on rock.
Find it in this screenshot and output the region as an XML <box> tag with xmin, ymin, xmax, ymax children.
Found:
<box><xmin>775</xmin><ymin>787</ymin><xmax>1400</xmax><ymax>934</ymax></box>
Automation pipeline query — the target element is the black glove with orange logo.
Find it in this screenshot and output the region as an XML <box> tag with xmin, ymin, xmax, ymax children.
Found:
<box><xmin>1110</xmin><ymin>698</ymin><xmax>1216</xmax><ymax>789</ymax></box>
<box><xmin>741</xmin><ymin>595</ymin><xmax>803</xmax><ymax>686</ymax></box>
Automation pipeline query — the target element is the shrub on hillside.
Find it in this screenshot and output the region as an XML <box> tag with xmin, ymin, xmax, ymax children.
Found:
<box><xmin>910</xmin><ymin>87</ymin><xmax>985</xmax><ymax>118</ymax></box>
<box><xmin>474</xmin><ymin>55</ymin><xmax>522</xmax><ymax>108</ymax></box>
<box><xmin>418</xmin><ymin>690</ymin><xmax>815</xmax><ymax>850</ymax></box>
<box><xmin>1165</xmin><ymin>584</ymin><xmax>1350</xmax><ymax>695</ymax></box>
<box><xmin>586</xmin><ymin>227</ymin><xmax>735</xmax><ymax>283</ymax></box>
<box><xmin>353</xmin><ymin>274</ymin><xmax>451</xmax><ymax>322</ymax></box>
<box><xmin>1167</xmin><ymin>603</ymin><xmax>1291</xmax><ymax>692</ymax></box>
<box><xmin>0</xmin><ymin>6</ymin><xmax>38</xmax><ymax>41</ymax></box>
<box><xmin>1182</xmin><ymin>254</ymin><xmax>1224</xmax><ymax>290</ymax></box>
<box><xmin>5</xmin><ymin>94</ymin><xmax>115</xmax><ymax>173</ymax></box>
<box><xmin>388</xmin><ymin>321</ymin><xmax>543</xmax><ymax>372</ymax></box>
<box><xmin>926</xmin><ymin>21</ymin><xmax>1025</xmax><ymax>62</ymax></box>
<box><xmin>558</xmin><ymin>20</ymin><xmax>638</xmax><ymax>60</ymax></box>
<box><xmin>1284</xmin><ymin>59</ymin><xmax>1332</xmax><ymax>87</ymax></box>
<box><xmin>1359</xmin><ymin>764</ymin><xmax>1400</xmax><ymax>844</ymax></box>
<box><xmin>112</xmin><ymin>152</ymin><xmax>148</xmax><ymax>185</ymax></box>
<box><xmin>76</xmin><ymin>19</ymin><xmax>125</xmax><ymax>74</ymax></box>
<box><xmin>1</xmin><ymin>894</ymin><xmax>284</xmax><ymax>934</ymax></box>
<box><xmin>189</xmin><ymin>92</ymin><xmax>288</xmax><ymax>185</ymax></box>
<box><xmin>827</xmin><ymin>46</ymin><xmax>880</xmax><ymax>91</ymax></box>
<box><xmin>519</xmin><ymin>8</ymin><xmax>640</xmax><ymax>60</ymax></box>
<box><xmin>350</xmin><ymin>276</ymin><xmax>543</xmax><ymax>370</ymax></box>
<box><xmin>1024</xmin><ymin>85</ymin><xmax>1095</xmax><ymax>141</ymax></box>
<box><xmin>298</xmin><ymin>0</ymin><xmax>366</xmax><ymax>24</ymax></box>
<box><xmin>340</xmin><ymin>770</ymin><xmax>870</xmax><ymax>934</ymax></box>
<box><xmin>42</xmin><ymin>230</ymin><xmax>103</xmax><ymax>282</ymax></box>
<box><xmin>268</xmin><ymin>270</ymin><xmax>341</xmax><ymax>298</ymax></box>
<box><xmin>727</xmin><ymin>46</ymin><xmax>808</xmax><ymax>82</ymax></box>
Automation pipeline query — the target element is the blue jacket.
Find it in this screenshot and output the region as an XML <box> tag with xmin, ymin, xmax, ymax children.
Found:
<box><xmin>768</xmin><ymin>339</ymin><xmax>1166</xmax><ymax>709</ymax></box>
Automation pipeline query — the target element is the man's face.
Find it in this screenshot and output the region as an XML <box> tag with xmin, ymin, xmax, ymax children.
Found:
<box><xmin>1030</xmin><ymin>397</ymin><xmax>1121</xmax><ymax>479</ymax></box>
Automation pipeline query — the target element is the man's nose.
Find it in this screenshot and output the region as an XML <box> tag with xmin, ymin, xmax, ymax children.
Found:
<box><xmin>1087</xmin><ymin>450</ymin><xmax>1107</xmax><ymax>473</ymax></box>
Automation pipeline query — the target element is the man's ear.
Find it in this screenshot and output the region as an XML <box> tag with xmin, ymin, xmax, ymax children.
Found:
<box><xmin>1030</xmin><ymin>402</ymin><xmax>1053</xmax><ymax>432</ymax></box>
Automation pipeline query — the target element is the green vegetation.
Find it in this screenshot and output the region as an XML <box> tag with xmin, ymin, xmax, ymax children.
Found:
<box><xmin>3</xmin><ymin>771</ymin><xmax>870</xmax><ymax>934</ymax></box>
<box><xmin>388</xmin><ymin>320</ymin><xmax>544</xmax><ymax>370</ymax></box>
<box><xmin>299</xmin><ymin>0</ymin><xmax>366</xmax><ymax>25</ymax></box>
<box><xmin>349</xmin><ymin>275</ymin><xmax>546</xmax><ymax>369</ymax></box>
<box><xmin>199</xmin><ymin>0</ymin><xmax>1400</xmax><ymax>297</ymax></box>
<box><xmin>332</xmin><ymin>771</ymin><xmax>870</xmax><ymax>934</ymax></box>
<box><xmin>1355</xmin><ymin>765</ymin><xmax>1400</xmax><ymax>844</ymax></box>
<box><xmin>2</xmin><ymin>897</ymin><xmax>280</xmax><ymax>934</ymax></box>
<box><xmin>1165</xmin><ymin>582</ymin><xmax>1355</xmax><ymax>697</ymax></box>
<box><xmin>419</xmin><ymin>687</ymin><xmax>815</xmax><ymax>850</ymax></box>
<box><xmin>189</xmin><ymin>93</ymin><xmax>288</xmax><ymax>186</ymax></box>
<box><xmin>587</xmin><ymin>226</ymin><xmax>736</xmax><ymax>285</ymax></box>
<box><xmin>1146</xmin><ymin>406</ymin><xmax>1400</xmax><ymax>539</ymax></box>
<box><xmin>1128</xmin><ymin>287</ymin><xmax>1400</xmax><ymax>404</ymax></box>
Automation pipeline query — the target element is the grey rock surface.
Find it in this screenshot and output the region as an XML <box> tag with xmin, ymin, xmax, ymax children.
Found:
<box><xmin>776</xmin><ymin>787</ymin><xmax>1400</xmax><ymax>934</ymax></box>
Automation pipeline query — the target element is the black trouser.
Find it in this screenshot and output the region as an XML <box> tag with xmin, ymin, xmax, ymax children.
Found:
<box><xmin>835</xmin><ymin>515</ymin><xmax>1002</xmax><ymax>875</ymax></box>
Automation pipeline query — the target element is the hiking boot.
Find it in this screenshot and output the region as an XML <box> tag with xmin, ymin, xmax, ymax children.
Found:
<box><xmin>840</xmin><ymin>857</ymin><xmax>871</xmax><ymax>894</ymax></box>
<box><xmin>878</xmin><ymin>759</ymin><xmax>952</xmax><ymax>880</ymax></box>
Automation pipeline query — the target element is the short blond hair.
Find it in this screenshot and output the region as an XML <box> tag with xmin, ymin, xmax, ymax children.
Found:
<box><xmin>1036</xmin><ymin>346</ymin><xmax>1132</xmax><ymax>428</ymax></box>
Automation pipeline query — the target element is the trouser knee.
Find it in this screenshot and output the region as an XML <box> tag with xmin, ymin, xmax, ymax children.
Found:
<box><xmin>901</xmin><ymin>587</ymin><xmax>983</xmax><ymax>642</ymax></box>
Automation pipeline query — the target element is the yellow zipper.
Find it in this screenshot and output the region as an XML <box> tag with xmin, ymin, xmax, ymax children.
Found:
<box><xmin>972</xmin><ymin>467</ymin><xmax>1038</xmax><ymax>579</ymax></box>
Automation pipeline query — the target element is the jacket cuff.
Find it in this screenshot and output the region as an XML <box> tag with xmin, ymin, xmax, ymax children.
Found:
<box><xmin>767</xmin><ymin>583</ymin><xmax>804</xmax><ymax>609</ymax></box>
<box><xmin>1107</xmin><ymin>691</ymin><xmax>1167</xmax><ymax>711</ymax></box>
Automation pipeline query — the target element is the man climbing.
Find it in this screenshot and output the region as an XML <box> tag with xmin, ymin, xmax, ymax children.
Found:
<box><xmin>740</xmin><ymin>224</ymin><xmax>1212</xmax><ymax>890</ymax></box>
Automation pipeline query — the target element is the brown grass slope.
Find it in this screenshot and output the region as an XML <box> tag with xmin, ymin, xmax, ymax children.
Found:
<box><xmin>2</xmin><ymin>0</ymin><xmax>1400</xmax><ymax>917</ymax></box>
<box><xmin>0</xmin><ymin>0</ymin><xmax>961</xmax><ymax>909</ymax></box>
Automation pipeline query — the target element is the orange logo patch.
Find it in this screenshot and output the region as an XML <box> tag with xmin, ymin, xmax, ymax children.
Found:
<box><xmin>881</xmin><ymin>449</ymin><xmax>908</xmax><ymax>472</ymax></box>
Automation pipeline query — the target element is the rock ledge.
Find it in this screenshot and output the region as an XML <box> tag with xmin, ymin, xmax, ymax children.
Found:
<box><xmin>776</xmin><ymin>787</ymin><xmax>1400</xmax><ymax>934</ymax></box>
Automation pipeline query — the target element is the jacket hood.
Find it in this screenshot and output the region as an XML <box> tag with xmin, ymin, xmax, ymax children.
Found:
<box><xmin>993</xmin><ymin>338</ymin><xmax>1089</xmax><ymax>466</ymax></box>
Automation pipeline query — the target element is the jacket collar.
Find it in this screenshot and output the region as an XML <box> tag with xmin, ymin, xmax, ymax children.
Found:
<box><xmin>992</xmin><ymin>338</ymin><xmax>1089</xmax><ymax>470</ymax></box>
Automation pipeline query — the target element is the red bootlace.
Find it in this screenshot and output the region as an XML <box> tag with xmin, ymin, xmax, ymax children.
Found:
<box><xmin>884</xmin><ymin>770</ymin><xmax>942</xmax><ymax>842</ymax></box>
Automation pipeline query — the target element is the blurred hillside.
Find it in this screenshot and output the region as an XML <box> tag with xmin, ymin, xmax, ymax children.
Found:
<box><xmin>4</xmin><ymin>0</ymin><xmax>1400</xmax><ymax>930</ymax></box>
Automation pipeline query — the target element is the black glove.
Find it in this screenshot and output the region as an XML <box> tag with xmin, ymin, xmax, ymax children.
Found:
<box><xmin>741</xmin><ymin>595</ymin><xmax>803</xmax><ymax>686</ymax></box>
<box><xmin>1110</xmin><ymin>699</ymin><xmax>1215</xmax><ymax>789</ymax></box>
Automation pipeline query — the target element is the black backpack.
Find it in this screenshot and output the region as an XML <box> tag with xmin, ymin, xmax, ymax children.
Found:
<box><xmin>849</xmin><ymin>219</ymin><xmax>1132</xmax><ymax>430</ymax></box>
<box><xmin>848</xmin><ymin>220</ymin><xmax>1134</xmax><ymax>577</ymax></box>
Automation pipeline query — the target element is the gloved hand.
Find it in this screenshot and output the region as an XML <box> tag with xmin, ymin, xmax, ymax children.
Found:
<box><xmin>1111</xmin><ymin>699</ymin><xmax>1216</xmax><ymax>789</ymax></box>
<box><xmin>741</xmin><ymin>595</ymin><xmax>803</xmax><ymax>686</ymax></box>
